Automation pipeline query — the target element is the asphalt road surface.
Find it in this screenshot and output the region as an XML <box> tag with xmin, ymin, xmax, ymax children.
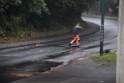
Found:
<box><xmin>0</xmin><ymin>17</ymin><xmax>118</xmax><ymax>83</ymax></box>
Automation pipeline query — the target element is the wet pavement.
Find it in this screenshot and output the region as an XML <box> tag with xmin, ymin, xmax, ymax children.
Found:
<box><xmin>0</xmin><ymin>61</ymin><xmax>63</xmax><ymax>83</ymax></box>
<box><xmin>0</xmin><ymin>17</ymin><xmax>118</xmax><ymax>83</ymax></box>
<box><xmin>11</xmin><ymin>58</ymin><xmax>116</xmax><ymax>83</ymax></box>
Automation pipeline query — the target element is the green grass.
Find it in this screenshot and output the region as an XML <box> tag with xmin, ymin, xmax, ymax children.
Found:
<box><xmin>0</xmin><ymin>26</ymin><xmax>71</xmax><ymax>43</ymax></box>
<box><xmin>0</xmin><ymin>28</ymin><xmax>71</xmax><ymax>43</ymax></box>
<box><xmin>92</xmin><ymin>52</ymin><xmax>116</xmax><ymax>65</ymax></box>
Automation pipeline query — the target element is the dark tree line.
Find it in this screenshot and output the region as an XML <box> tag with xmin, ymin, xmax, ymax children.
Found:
<box><xmin>104</xmin><ymin>0</ymin><xmax>119</xmax><ymax>15</ymax></box>
<box><xmin>0</xmin><ymin>0</ymin><xmax>97</xmax><ymax>37</ymax></box>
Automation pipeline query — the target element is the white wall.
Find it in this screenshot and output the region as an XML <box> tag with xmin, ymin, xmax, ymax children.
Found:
<box><xmin>117</xmin><ymin>0</ymin><xmax>124</xmax><ymax>83</ymax></box>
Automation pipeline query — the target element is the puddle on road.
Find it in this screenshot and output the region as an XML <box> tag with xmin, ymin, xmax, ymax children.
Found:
<box><xmin>45</xmin><ymin>47</ymin><xmax>82</xmax><ymax>59</ymax></box>
<box><xmin>0</xmin><ymin>46</ymin><xmax>83</xmax><ymax>83</ymax></box>
<box><xmin>0</xmin><ymin>61</ymin><xmax>62</xmax><ymax>70</ymax></box>
<box><xmin>0</xmin><ymin>61</ymin><xmax>63</xmax><ymax>83</ymax></box>
<box><xmin>45</xmin><ymin>50</ymin><xmax>70</xmax><ymax>59</ymax></box>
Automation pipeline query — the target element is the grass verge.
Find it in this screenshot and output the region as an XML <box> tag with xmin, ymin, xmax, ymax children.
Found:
<box><xmin>0</xmin><ymin>20</ymin><xmax>86</xmax><ymax>43</ymax></box>
<box><xmin>91</xmin><ymin>52</ymin><xmax>116</xmax><ymax>66</ymax></box>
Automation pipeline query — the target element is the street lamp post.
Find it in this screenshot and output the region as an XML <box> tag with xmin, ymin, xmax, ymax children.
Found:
<box><xmin>100</xmin><ymin>0</ymin><xmax>105</xmax><ymax>56</ymax></box>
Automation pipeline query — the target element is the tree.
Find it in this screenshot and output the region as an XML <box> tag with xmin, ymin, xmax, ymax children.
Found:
<box><xmin>103</xmin><ymin>0</ymin><xmax>119</xmax><ymax>16</ymax></box>
<box><xmin>0</xmin><ymin>0</ymin><xmax>98</xmax><ymax>37</ymax></box>
<box><xmin>0</xmin><ymin>0</ymin><xmax>48</xmax><ymax>36</ymax></box>
<box><xmin>43</xmin><ymin>0</ymin><xmax>98</xmax><ymax>26</ymax></box>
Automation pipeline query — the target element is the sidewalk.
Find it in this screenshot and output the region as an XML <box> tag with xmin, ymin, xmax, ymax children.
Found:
<box><xmin>11</xmin><ymin>57</ymin><xmax>116</xmax><ymax>83</ymax></box>
<box><xmin>0</xmin><ymin>21</ymin><xmax>99</xmax><ymax>50</ymax></box>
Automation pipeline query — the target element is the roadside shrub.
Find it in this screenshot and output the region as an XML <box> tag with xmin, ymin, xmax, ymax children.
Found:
<box><xmin>0</xmin><ymin>27</ymin><xmax>5</xmax><ymax>37</ymax></box>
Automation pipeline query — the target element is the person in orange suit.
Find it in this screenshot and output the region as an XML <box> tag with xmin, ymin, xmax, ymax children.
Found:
<box><xmin>69</xmin><ymin>23</ymin><xmax>83</xmax><ymax>47</ymax></box>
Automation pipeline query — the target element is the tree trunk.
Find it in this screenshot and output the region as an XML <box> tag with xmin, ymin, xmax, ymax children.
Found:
<box><xmin>117</xmin><ymin>0</ymin><xmax>124</xmax><ymax>83</ymax></box>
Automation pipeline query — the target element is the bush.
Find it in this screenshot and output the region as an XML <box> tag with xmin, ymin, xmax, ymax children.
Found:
<box><xmin>0</xmin><ymin>27</ymin><xmax>5</xmax><ymax>37</ymax></box>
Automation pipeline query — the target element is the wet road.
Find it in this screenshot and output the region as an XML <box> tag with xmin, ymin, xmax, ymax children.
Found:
<box><xmin>0</xmin><ymin>17</ymin><xmax>118</xmax><ymax>83</ymax></box>
<box><xmin>43</xmin><ymin>17</ymin><xmax>118</xmax><ymax>65</ymax></box>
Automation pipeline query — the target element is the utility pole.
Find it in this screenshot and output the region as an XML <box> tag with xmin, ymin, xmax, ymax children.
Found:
<box><xmin>100</xmin><ymin>0</ymin><xmax>105</xmax><ymax>56</ymax></box>
<box><xmin>117</xmin><ymin>0</ymin><xmax>124</xmax><ymax>83</ymax></box>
